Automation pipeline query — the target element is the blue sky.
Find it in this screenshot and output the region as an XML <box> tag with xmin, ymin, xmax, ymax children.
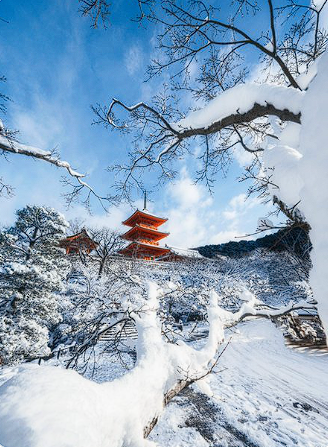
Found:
<box><xmin>0</xmin><ymin>0</ymin><xmax>279</xmax><ymax>247</ymax></box>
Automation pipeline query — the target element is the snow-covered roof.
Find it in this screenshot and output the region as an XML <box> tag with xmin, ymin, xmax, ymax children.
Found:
<box><xmin>122</xmin><ymin>209</ymin><xmax>168</xmax><ymax>227</ymax></box>
<box><xmin>168</xmin><ymin>246</ymin><xmax>204</xmax><ymax>259</ymax></box>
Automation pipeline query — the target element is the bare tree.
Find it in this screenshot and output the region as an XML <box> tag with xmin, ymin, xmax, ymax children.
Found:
<box><xmin>93</xmin><ymin>0</ymin><xmax>327</xmax><ymax>222</ymax></box>
<box><xmin>78</xmin><ymin>0</ymin><xmax>111</xmax><ymax>27</ymax></box>
<box><xmin>88</xmin><ymin>227</ymin><xmax>125</xmax><ymax>277</ymax></box>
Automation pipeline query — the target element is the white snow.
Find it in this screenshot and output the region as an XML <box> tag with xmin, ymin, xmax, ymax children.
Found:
<box><xmin>0</xmin><ymin>283</ymin><xmax>226</xmax><ymax>447</ymax></box>
<box><xmin>312</xmin><ymin>0</ymin><xmax>326</xmax><ymax>11</ymax></box>
<box><xmin>152</xmin><ymin>319</ymin><xmax>328</xmax><ymax>447</ymax></box>
<box><xmin>0</xmin><ymin>135</ymin><xmax>52</xmax><ymax>156</ymax></box>
<box><xmin>212</xmin><ymin>319</ymin><xmax>328</xmax><ymax>447</ymax></box>
<box><xmin>175</xmin><ymin>84</ymin><xmax>304</xmax><ymax>131</ymax></box>
<box><xmin>263</xmin><ymin>143</ymin><xmax>303</xmax><ymax>206</ymax></box>
<box><xmin>168</xmin><ymin>246</ymin><xmax>204</xmax><ymax>259</ymax></box>
<box><xmin>0</xmin><ymin>274</ymin><xmax>321</xmax><ymax>447</ymax></box>
<box><xmin>297</xmin><ymin>50</ymin><xmax>328</xmax><ymax>336</ymax></box>
<box><xmin>262</xmin><ymin>50</ymin><xmax>328</xmax><ymax>336</ymax></box>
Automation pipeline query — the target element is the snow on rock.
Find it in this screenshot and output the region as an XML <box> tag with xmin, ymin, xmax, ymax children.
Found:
<box><xmin>175</xmin><ymin>84</ymin><xmax>304</xmax><ymax>130</ymax></box>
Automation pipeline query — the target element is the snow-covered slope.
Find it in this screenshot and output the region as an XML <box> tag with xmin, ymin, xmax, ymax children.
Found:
<box><xmin>152</xmin><ymin>319</ymin><xmax>328</xmax><ymax>447</ymax></box>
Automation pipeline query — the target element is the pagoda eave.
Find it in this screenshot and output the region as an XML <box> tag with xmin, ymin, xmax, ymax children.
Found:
<box><xmin>122</xmin><ymin>209</ymin><xmax>168</xmax><ymax>228</ymax></box>
<box><xmin>121</xmin><ymin>225</ymin><xmax>169</xmax><ymax>242</ymax></box>
<box><xmin>118</xmin><ymin>242</ymin><xmax>170</xmax><ymax>258</ymax></box>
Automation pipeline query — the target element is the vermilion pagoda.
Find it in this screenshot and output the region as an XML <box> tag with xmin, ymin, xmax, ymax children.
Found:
<box><xmin>118</xmin><ymin>209</ymin><xmax>171</xmax><ymax>260</ymax></box>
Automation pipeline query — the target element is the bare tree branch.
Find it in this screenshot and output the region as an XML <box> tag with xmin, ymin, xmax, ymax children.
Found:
<box><xmin>0</xmin><ymin>134</ymin><xmax>109</xmax><ymax>207</ymax></box>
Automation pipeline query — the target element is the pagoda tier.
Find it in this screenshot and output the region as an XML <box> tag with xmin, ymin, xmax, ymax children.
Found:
<box><xmin>118</xmin><ymin>209</ymin><xmax>170</xmax><ymax>260</ymax></box>
<box><xmin>122</xmin><ymin>210</ymin><xmax>167</xmax><ymax>229</ymax></box>
<box><xmin>119</xmin><ymin>242</ymin><xmax>171</xmax><ymax>259</ymax></box>
<box><xmin>121</xmin><ymin>225</ymin><xmax>169</xmax><ymax>244</ymax></box>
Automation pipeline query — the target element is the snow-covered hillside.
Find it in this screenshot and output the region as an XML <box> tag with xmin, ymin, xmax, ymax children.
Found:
<box><xmin>152</xmin><ymin>319</ymin><xmax>328</xmax><ymax>447</ymax></box>
<box><xmin>0</xmin><ymin>243</ymin><xmax>325</xmax><ymax>447</ymax></box>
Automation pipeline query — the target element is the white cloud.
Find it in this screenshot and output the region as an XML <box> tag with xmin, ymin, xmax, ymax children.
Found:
<box><xmin>222</xmin><ymin>193</ymin><xmax>259</xmax><ymax>224</ymax></box>
<box><xmin>209</xmin><ymin>230</ymin><xmax>242</xmax><ymax>245</ymax></box>
<box><xmin>13</xmin><ymin>105</ymin><xmax>64</xmax><ymax>150</ymax></box>
<box><xmin>209</xmin><ymin>193</ymin><xmax>262</xmax><ymax>244</ymax></box>
<box><xmin>154</xmin><ymin>168</ymin><xmax>267</xmax><ymax>248</ymax></box>
<box><xmin>233</xmin><ymin>144</ymin><xmax>256</xmax><ymax>167</ymax></box>
<box><xmin>161</xmin><ymin>168</ymin><xmax>215</xmax><ymax>248</ymax></box>
<box><xmin>64</xmin><ymin>202</ymin><xmax>134</xmax><ymax>232</ymax></box>
<box><xmin>166</xmin><ymin>167</ymin><xmax>212</xmax><ymax>210</ymax></box>
<box><xmin>185</xmin><ymin>58</ymin><xmax>199</xmax><ymax>82</ymax></box>
<box><xmin>124</xmin><ymin>45</ymin><xmax>144</xmax><ymax>76</ymax></box>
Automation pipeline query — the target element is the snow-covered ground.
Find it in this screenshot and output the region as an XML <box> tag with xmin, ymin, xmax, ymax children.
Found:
<box><xmin>151</xmin><ymin>319</ymin><xmax>328</xmax><ymax>447</ymax></box>
<box><xmin>0</xmin><ymin>252</ymin><xmax>325</xmax><ymax>447</ymax></box>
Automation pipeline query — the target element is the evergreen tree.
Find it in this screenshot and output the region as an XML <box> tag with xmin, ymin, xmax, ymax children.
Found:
<box><xmin>0</xmin><ymin>206</ymin><xmax>69</xmax><ymax>365</ymax></box>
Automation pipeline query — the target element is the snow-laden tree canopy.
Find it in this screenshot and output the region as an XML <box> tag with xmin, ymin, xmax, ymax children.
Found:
<box><xmin>0</xmin><ymin>206</ymin><xmax>70</xmax><ymax>364</ymax></box>
<box><xmin>169</xmin><ymin>52</ymin><xmax>328</xmax><ymax>336</ymax></box>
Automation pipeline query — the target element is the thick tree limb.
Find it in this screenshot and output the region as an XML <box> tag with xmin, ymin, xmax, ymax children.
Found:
<box><xmin>174</xmin><ymin>103</ymin><xmax>301</xmax><ymax>139</ymax></box>
<box><xmin>143</xmin><ymin>337</ymin><xmax>231</xmax><ymax>438</ymax></box>
<box><xmin>102</xmin><ymin>88</ymin><xmax>303</xmax><ymax>201</ymax></box>
<box><xmin>107</xmin><ymin>98</ymin><xmax>301</xmax><ymax>145</ymax></box>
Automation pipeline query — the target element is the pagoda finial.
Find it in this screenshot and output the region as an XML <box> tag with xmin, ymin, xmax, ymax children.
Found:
<box><xmin>143</xmin><ymin>190</ymin><xmax>147</xmax><ymax>211</ymax></box>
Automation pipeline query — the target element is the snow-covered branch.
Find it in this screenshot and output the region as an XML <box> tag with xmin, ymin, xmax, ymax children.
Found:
<box><xmin>99</xmin><ymin>83</ymin><xmax>304</xmax><ymax>201</ymax></box>
<box><xmin>0</xmin><ymin>135</ymin><xmax>84</xmax><ymax>179</ymax></box>
<box><xmin>0</xmin><ymin>135</ymin><xmax>108</xmax><ymax>207</ymax></box>
<box><xmin>107</xmin><ymin>84</ymin><xmax>302</xmax><ymax>139</ymax></box>
<box><xmin>174</xmin><ymin>84</ymin><xmax>303</xmax><ymax>134</ymax></box>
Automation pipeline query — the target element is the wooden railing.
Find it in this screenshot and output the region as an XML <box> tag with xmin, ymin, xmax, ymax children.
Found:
<box><xmin>137</xmin><ymin>239</ymin><xmax>159</xmax><ymax>246</ymax></box>
<box><xmin>138</xmin><ymin>223</ymin><xmax>157</xmax><ymax>230</ymax></box>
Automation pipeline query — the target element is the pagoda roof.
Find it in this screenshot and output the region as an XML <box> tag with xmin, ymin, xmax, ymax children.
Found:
<box><xmin>118</xmin><ymin>241</ymin><xmax>171</xmax><ymax>257</ymax></box>
<box><xmin>122</xmin><ymin>209</ymin><xmax>168</xmax><ymax>228</ymax></box>
<box><xmin>121</xmin><ymin>225</ymin><xmax>169</xmax><ymax>242</ymax></box>
<box><xmin>59</xmin><ymin>229</ymin><xmax>98</xmax><ymax>248</ymax></box>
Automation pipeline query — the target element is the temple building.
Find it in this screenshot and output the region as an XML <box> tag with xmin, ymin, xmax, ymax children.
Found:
<box><xmin>118</xmin><ymin>209</ymin><xmax>171</xmax><ymax>261</ymax></box>
<box><xmin>59</xmin><ymin>229</ymin><xmax>98</xmax><ymax>255</ymax></box>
